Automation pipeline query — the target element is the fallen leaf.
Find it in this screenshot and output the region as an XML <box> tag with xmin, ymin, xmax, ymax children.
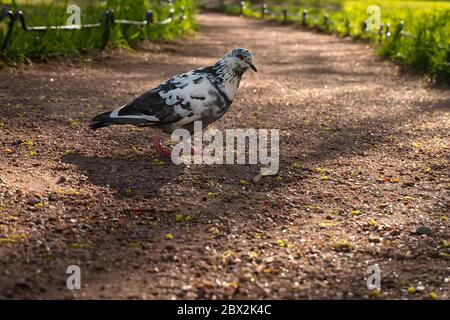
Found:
<box><xmin>428</xmin><ymin>292</ymin><xmax>438</xmax><ymax>300</ymax></box>
<box><xmin>334</xmin><ymin>239</ymin><xmax>352</xmax><ymax>252</ymax></box>
<box><xmin>276</xmin><ymin>239</ymin><xmax>286</xmax><ymax>247</ymax></box>
<box><xmin>239</xmin><ymin>179</ymin><xmax>249</xmax><ymax>185</ymax></box>
<box><xmin>165</xmin><ymin>233</ymin><xmax>174</xmax><ymax>240</ymax></box>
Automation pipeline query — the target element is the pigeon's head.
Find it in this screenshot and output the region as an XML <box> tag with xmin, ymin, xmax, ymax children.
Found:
<box><xmin>223</xmin><ymin>48</ymin><xmax>257</xmax><ymax>73</ymax></box>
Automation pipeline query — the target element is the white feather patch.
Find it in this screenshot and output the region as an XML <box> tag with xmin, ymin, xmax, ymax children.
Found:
<box><xmin>110</xmin><ymin>105</ymin><xmax>159</xmax><ymax>122</ymax></box>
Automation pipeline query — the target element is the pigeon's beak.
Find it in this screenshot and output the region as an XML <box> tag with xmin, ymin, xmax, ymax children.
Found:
<box><xmin>247</xmin><ymin>62</ymin><xmax>257</xmax><ymax>72</ymax></box>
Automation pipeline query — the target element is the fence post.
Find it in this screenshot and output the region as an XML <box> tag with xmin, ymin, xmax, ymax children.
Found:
<box><xmin>168</xmin><ymin>0</ymin><xmax>174</xmax><ymax>20</ymax></box>
<box><xmin>146</xmin><ymin>10</ymin><xmax>154</xmax><ymax>25</ymax></box>
<box><xmin>361</xmin><ymin>21</ymin><xmax>368</xmax><ymax>32</ymax></box>
<box><xmin>283</xmin><ymin>9</ymin><xmax>288</xmax><ymax>23</ymax></box>
<box><xmin>302</xmin><ymin>9</ymin><xmax>308</xmax><ymax>26</ymax></box>
<box><xmin>378</xmin><ymin>23</ymin><xmax>384</xmax><ymax>43</ymax></box>
<box><xmin>396</xmin><ymin>20</ymin><xmax>404</xmax><ymax>37</ymax></box>
<box><xmin>179</xmin><ymin>6</ymin><xmax>185</xmax><ymax>20</ymax></box>
<box><xmin>261</xmin><ymin>3</ymin><xmax>267</xmax><ymax>19</ymax></box>
<box><xmin>101</xmin><ymin>10</ymin><xmax>113</xmax><ymax>49</ymax></box>
<box><xmin>385</xmin><ymin>23</ymin><xmax>391</xmax><ymax>38</ymax></box>
<box><xmin>323</xmin><ymin>14</ymin><xmax>329</xmax><ymax>31</ymax></box>
<box><xmin>1</xmin><ymin>10</ymin><xmax>16</xmax><ymax>51</ymax></box>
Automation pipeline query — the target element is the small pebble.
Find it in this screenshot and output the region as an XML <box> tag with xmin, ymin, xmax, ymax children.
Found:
<box><xmin>416</xmin><ymin>225</ymin><xmax>432</xmax><ymax>235</ymax></box>
<box><xmin>57</xmin><ymin>176</ymin><xmax>67</xmax><ymax>184</ymax></box>
<box><xmin>251</xmin><ymin>174</ymin><xmax>262</xmax><ymax>184</ymax></box>
<box><xmin>416</xmin><ymin>285</ymin><xmax>425</xmax><ymax>292</ymax></box>
<box><xmin>165</xmin><ymin>244</ymin><xmax>177</xmax><ymax>252</ymax></box>
<box><xmin>27</xmin><ymin>197</ymin><xmax>40</xmax><ymax>205</ymax></box>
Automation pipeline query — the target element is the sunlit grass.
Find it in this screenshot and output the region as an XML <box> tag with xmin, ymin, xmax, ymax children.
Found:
<box><xmin>0</xmin><ymin>0</ymin><xmax>196</xmax><ymax>61</ymax></box>
<box><xmin>224</xmin><ymin>0</ymin><xmax>450</xmax><ymax>83</ymax></box>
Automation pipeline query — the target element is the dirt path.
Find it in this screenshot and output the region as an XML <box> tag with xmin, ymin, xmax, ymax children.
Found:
<box><xmin>0</xmin><ymin>13</ymin><xmax>449</xmax><ymax>299</ymax></box>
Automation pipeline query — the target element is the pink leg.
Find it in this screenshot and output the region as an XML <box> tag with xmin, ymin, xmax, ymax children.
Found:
<box><xmin>153</xmin><ymin>130</ymin><xmax>172</xmax><ymax>157</ymax></box>
<box><xmin>191</xmin><ymin>146</ymin><xmax>203</xmax><ymax>156</ymax></box>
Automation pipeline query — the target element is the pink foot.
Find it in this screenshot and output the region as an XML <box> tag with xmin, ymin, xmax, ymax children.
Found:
<box><xmin>191</xmin><ymin>146</ymin><xmax>204</xmax><ymax>156</ymax></box>
<box><xmin>153</xmin><ymin>130</ymin><xmax>172</xmax><ymax>158</ymax></box>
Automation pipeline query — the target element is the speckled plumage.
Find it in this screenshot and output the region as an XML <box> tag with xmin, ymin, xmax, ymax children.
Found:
<box><xmin>91</xmin><ymin>48</ymin><xmax>256</xmax><ymax>134</ymax></box>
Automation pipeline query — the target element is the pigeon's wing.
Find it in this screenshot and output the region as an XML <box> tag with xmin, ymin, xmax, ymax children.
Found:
<box><xmin>111</xmin><ymin>68</ymin><xmax>228</xmax><ymax>127</ymax></box>
<box><xmin>91</xmin><ymin>67</ymin><xmax>230</xmax><ymax>131</ymax></box>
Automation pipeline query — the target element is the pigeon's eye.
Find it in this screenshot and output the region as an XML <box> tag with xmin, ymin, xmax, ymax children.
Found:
<box><xmin>236</xmin><ymin>54</ymin><xmax>244</xmax><ymax>60</ymax></box>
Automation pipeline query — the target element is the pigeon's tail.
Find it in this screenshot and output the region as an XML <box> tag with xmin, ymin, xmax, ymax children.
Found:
<box><xmin>90</xmin><ymin>111</ymin><xmax>115</xmax><ymax>131</ymax></box>
<box><xmin>90</xmin><ymin>105</ymin><xmax>157</xmax><ymax>131</ymax></box>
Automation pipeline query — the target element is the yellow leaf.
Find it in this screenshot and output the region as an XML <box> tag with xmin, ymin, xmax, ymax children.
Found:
<box><xmin>222</xmin><ymin>281</ymin><xmax>238</xmax><ymax>289</ymax></box>
<box><xmin>314</xmin><ymin>167</ymin><xmax>328</xmax><ymax>174</ymax></box>
<box><xmin>34</xmin><ymin>202</ymin><xmax>46</xmax><ymax>209</ymax></box>
<box><xmin>165</xmin><ymin>233</ymin><xmax>174</xmax><ymax>240</ymax></box>
<box><xmin>71</xmin><ymin>242</ymin><xmax>91</xmax><ymax>249</ymax></box>
<box><xmin>351</xmin><ymin>210</ymin><xmax>361</xmax><ymax>216</ymax></box>
<box><xmin>152</xmin><ymin>159</ymin><xmax>165</xmax><ymax>166</ymax></box>
<box><xmin>21</xmin><ymin>140</ymin><xmax>33</xmax><ymax>148</ymax></box>
<box><xmin>319</xmin><ymin>221</ymin><xmax>339</xmax><ymax>228</ymax></box>
<box><xmin>391</xmin><ymin>177</ymin><xmax>401</xmax><ymax>183</ymax></box>
<box><xmin>221</xmin><ymin>250</ymin><xmax>234</xmax><ymax>261</ymax></box>
<box><xmin>369</xmin><ymin>289</ymin><xmax>381</xmax><ymax>298</ymax></box>
<box><xmin>428</xmin><ymin>292</ymin><xmax>438</xmax><ymax>300</ymax></box>
<box><xmin>276</xmin><ymin>239</ymin><xmax>286</xmax><ymax>247</ymax></box>
<box><xmin>68</xmin><ymin>190</ymin><xmax>81</xmax><ymax>196</ymax></box>
<box><xmin>0</xmin><ymin>238</ymin><xmax>16</xmax><ymax>244</ymax></box>
<box><xmin>128</xmin><ymin>242</ymin><xmax>140</xmax><ymax>248</ymax></box>
<box><xmin>334</xmin><ymin>239</ymin><xmax>352</xmax><ymax>252</ymax></box>
<box><xmin>407</xmin><ymin>287</ymin><xmax>416</xmax><ymax>294</ymax></box>
<box><xmin>209</xmin><ymin>227</ymin><xmax>220</xmax><ymax>236</ymax></box>
<box><xmin>289</xmin><ymin>162</ymin><xmax>301</xmax><ymax>169</ymax></box>
<box><xmin>305</xmin><ymin>205</ymin><xmax>322</xmax><ymax>212</ymax></box>
<box><xmin>69</xmin><ymin>119</ymin><xmax>80</xmax><ymax>126</ymax></box>
<box><xmin>207</xmin><ymin>180</ymin><xmax>215</xmax><ymax>187</ymax></box>
<box><xmin>239</xmin><ymin>179</ymin><xmax>249</xmax><ymax>185</ymax></box>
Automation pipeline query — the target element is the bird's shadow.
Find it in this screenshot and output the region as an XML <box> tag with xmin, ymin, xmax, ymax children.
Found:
<box><xmin>61</xmin><ymin>153</ymin><xmax>185</xmax><ymax>199</ymax></box>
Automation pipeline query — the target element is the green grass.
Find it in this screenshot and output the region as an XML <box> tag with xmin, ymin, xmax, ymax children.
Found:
<box><xmin>0</xmin><ymin>0</ymin><xmax>196</xmax><ymax>61</ymax></box>
<box><xmin>221</xmin><ymin>1</ymin><xmax>450</xmax><ymax>83</ymax></box>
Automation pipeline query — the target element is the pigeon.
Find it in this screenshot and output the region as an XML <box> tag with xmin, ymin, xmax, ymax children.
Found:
<box><xmin>90</xmin><ymin>48</ymin><xmax>257</xmax><ymax>156</ymax></box>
